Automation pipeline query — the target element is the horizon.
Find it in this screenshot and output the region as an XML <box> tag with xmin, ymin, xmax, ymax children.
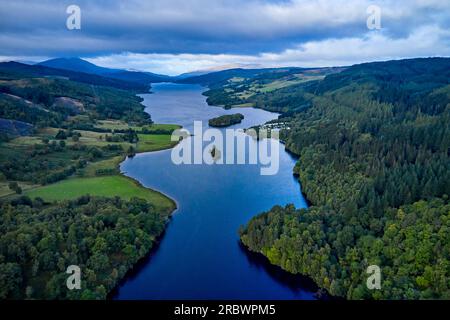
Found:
<box><xmin>4</xmin><ymin>55</ymin><xmax>450</xmax><ymax>78</ymax></box>
<box><xmin>1</xmin><ymin>0</ymin><xmax>449</xmax><ymax>75</ymax></box>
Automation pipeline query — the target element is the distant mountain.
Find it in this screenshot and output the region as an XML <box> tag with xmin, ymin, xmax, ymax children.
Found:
<box><xmin>176</xmin><ymin>68</ymin><xmax>283</xmax><ymax>86</ymax></box>
<box><xmin>175</xmin><ymin>70</ymin><xmax>212</xmax><ymax>79</ymax></box>
<box><xmin>37</xmin><ymin>58</ymin><xmax>173</xmax><ymax>85</ymax></box>
<box><xmin>176</xmin><ymin>66</ymin><xmax>340</xmax><ymax>87</ymax></box>
<box><xmin>173</xmin><ymin>64</ymin><xmax>257</xmax><ymax>79</ymax></box>
<box><xmin>0</xmin><ymin>61</ymin><xmax>149</xmax><ymax>91</ymax></box>
<box><xmin>37</xmin><ymin>57</ymin><xmax>119</xmax><ymax>75</ymax></box>
<box><xmin>106</xmin><ymin>70</ymin><xmax>172</xmax><ymax>84</ymax></box>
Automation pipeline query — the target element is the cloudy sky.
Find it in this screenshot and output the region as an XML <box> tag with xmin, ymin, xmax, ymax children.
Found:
<box><xmin>0</xmin><ymin>0</ymin><xmax>449</xmax><ymax>75</ymax></box>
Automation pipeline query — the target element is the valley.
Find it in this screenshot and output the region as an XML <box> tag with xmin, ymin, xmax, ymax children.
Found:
<box><xmin>0</xmin><ymin>57</ymin><xmax>449</xmax><ymax>300</ymax></box>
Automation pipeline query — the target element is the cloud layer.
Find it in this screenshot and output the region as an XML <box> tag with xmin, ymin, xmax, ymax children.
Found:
<box><xmin>0</xmin><ymin>0</ymin><xmax>449</xmax><ymax>74</ymax></box>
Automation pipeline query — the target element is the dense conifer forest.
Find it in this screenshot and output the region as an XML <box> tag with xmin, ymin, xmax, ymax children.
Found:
<box><xmin>239</xmin><ymin>58</ymin><xmax>450</xmax><ymax>299</ymax></box>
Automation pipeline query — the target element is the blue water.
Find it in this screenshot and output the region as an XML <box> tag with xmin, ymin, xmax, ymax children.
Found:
<box><xmin>113</xmin><ymin>83</ymin><xmax>315</xmax><ymax>299</ymax></box>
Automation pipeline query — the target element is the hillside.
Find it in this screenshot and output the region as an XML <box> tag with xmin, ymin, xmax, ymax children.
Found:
<box><xmin>177</xmin><ymin>67</ymin><xmax>284</xmax><ymax>86</ymax></box>
<box><xmin>0</xmin><ymin>59</ymin><xmax>180</xmax><ymax>299</ymax></box>
<box><xmin>193</xmin><ymin>67</ymin><xmax>344</xmax><ymax>108</ymax></box>
<box><xmin>0</xmin><ymin>61</ymin><xmax>149</xmax><ymax>92</ymax></box>
<box><xmin>238</xmin><ymin>58</ymin><xmax>450</xmax><ymax>299</ymax></box>
<box><xmin>0</xmin><ymin>72</ymin><xmax>151</xmax><ymax>129</ymax></box>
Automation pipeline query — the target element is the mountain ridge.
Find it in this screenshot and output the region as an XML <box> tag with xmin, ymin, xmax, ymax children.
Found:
<box><xmin>37</xmin><ymin>58</ymin><xmax>173</xmax><ymax>85</ymax></box>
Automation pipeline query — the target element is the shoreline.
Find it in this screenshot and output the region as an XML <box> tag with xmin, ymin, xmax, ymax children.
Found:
<box><xmin>103</xmin><ymin>138</ymin><xmax>180</xmax><ymax>299</ymax></box>
<box><xmin>106</xmin><ymin>89</ymin><xmax>183</xmax><ymax>298</ymax></box>
<box><xmin>116</xmin><ymin>141</ymin><xmax>181</xmax><ymax>213</ymax></box>
<box><xmin>236</xmin><ymin>140</ymin><xmax>331</xmax><ymax>298</ymax></box>
<box><xmin>112</xmin><ymin>84</ymin><xmax>323</xmax><ymax>299</ymax></box>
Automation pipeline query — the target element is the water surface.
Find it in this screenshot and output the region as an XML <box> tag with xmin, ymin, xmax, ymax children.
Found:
<box><xmin>114</xmin><ymin>83</ymin><xmax>315</xmax><ymax>299</ymax></box>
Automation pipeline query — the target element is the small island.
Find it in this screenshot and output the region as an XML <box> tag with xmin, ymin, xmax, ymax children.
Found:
<box><xmin>208</xmin><ymin>113</ymin><xmax>244</xmax><ymax>127</ymax></box>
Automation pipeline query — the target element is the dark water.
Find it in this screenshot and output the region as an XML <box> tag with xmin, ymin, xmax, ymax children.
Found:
<box><xmin>114</xmin><ymin>83</ymin><xmax>316</xmax><ymax>299</ymax></box>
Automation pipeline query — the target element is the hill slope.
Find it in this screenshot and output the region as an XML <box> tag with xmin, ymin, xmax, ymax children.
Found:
<box><xmin>0</xmin><ymin>63</ymin><xmax>152</xmax><ymax>128</ymax></box>
<box><xmin>0</xmin><ymin>61</ymin><xmax>148</xmax><ymax>91</ymax></box>
<box><xmin>239</xmin><ymin>58</ymin><xmax>450</xmax><ymax>299</ymax></box>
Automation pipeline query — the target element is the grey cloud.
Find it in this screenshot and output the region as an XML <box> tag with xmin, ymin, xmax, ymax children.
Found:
<box><xmin>0</xmin><ymin>0</ymin><xmax>449</xmax><ymax>74</ymax></box>
<box><xmin>1</xmin><ymin>0</ymin><xmax>448</xmax><ymax>56</ymax></box>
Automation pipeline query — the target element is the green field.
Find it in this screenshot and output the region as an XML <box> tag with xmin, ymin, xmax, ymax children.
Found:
<box><xmin>2</xmin><ymin>121</ymin><xmax>180</xmax><ymax>212</ymax></box>
<box><xmin>96</xmin><ymin>120</ymin><xmax>179</xmax><ymax>132</ymax></box>
<box><xmin>89</xmin><ymin>121</ymin><xmax>179</xmax><ymax>152</ymax></box>
<box><xmin>78</xmin><ymin>155</ymin><xmax>123</xmax><ymax>177</ymax></box>
<box><xmin>25</xmin><ymin>175</ymin><xmax>175</xmax><ymax>211</ymax></box>
<box><xmin>136</xmin><ymin>133</ymin><xmax>177</xmax><ymax>152</ymax></box>
<box><xmin>220</xmin><ymin>75</ymin><xmax>326</xmax><ymax>105</ymax></box>
<box><xmin>254</xmin><ymin>76</ymin><xmax>324</xmax><ymax>93</ymax></box>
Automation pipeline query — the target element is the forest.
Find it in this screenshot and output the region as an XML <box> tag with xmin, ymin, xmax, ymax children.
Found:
<box><xmin>0</xmin><ymin>195</ymin><xmax>169</xmax><ymax>299</ymax></box>
<box><xmin>238</xmin><ymin>58</ymin><xmax>450</xmax><ymax>299</ymax></box>
<box><xmin>1</xmin><ymin>57</ymin><xmax>449</xmax><ymax>300</ymax></box>
<box><xmin>0</xmin><ymin>76</ymin><xmax>151</xmax><ymax>127</ymax></box>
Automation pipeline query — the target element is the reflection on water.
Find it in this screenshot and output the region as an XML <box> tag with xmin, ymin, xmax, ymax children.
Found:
<box><xmin>237</xmin><ymin>242</ymin><xmax>319</xmax><ymax>297</ymax></box>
